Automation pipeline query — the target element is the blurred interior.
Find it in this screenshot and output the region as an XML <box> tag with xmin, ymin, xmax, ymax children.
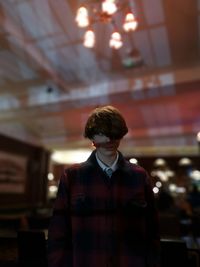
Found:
<box><xmin>0</xmin><ymin>0</ymin><xmax>200</xmax><ymax>266</ymax></box>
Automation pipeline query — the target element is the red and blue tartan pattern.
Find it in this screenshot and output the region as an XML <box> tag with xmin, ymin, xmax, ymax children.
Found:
<box><xmin>48</xmin><ymin>151</ymin><xmax>160</xmax><ymax>267</ymax></box>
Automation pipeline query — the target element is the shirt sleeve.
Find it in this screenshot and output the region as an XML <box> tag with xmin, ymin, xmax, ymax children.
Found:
<box><xmin>47</xmin><ymin>170</ymin><xmax>73</xmax><ymax>267</ymax></box>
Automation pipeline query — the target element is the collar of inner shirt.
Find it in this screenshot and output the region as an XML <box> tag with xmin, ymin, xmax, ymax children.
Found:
<box><xmin>95</xmin><ymin>152</ymin><xmax>119</xmax><ymax>173</ymax></box>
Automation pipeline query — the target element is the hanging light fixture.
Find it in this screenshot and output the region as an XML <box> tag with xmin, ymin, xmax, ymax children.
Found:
<box><xmin>75</xmin><ymin>0</ymin><xmax>138</xmax><ymax>49</ymax></box>
<box><xmin>102</xmin><ymin>0</ymin><xmax>117</xmax><ymax>15</ymax></box>
<box><xmin>109</xmin><ymin>31</ymin><xmax>123</xmax><ymax>49</ymax></box>
<box><xmin>75</xmin><ymin>6</ymin><xmax>89</xmax><ymax>28</ymax></box>
<box><xmin>123</xmin><ymin>13</ymin><xmax>138</xmax><ymax>32</ymax></box>
<box><xmin>83</xmin><ymin>30</ymin><xmax>95</xmax><ymax>48</ymax></box>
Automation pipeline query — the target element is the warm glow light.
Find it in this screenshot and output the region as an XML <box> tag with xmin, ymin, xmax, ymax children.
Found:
<box><xmin>153</xmin><ymin>187</ymin><xmax>159</xmax><ymax>194</ymax></box>
<box><xmin>51</xmin><ymin>149</ymin><xmax>92</xmax><ymax>164</ymax></box>
<box><xmin>156</xmin><ymin>170</ymin><xmax>169</xmax><ymax>182</ymax></box>
<box><xmin>84</xmin><ymin>30</ymin><xmax>95</xmax><ymax>48</ymax></box>
<box><xmin>49</xmin><ymin>185</ymin><xmax>58</xmax><ymax>193</ymax></box>
<box><xmin>190</xmin><ymin>170</ymin><xmax>200</xmax><ymax>180</ymax></box>
<box><xmin>75</xmin><ymin>6</ymin><xmax>89</xmax><ymax>27</ymax></box>
<box><xmin>109</xmin><ymin>32</ymin><xmax>123</xmax><ymax>49</ymax></box>
<box><xmin>129</xmin><ymin>158</ymin><xmax>138</xmax><ymax>164</ymax></box>
<box><xmin>197</xmin><ymin>132</ymin><xmax>200</xmax><ymax>142</ymax></box>
<box><xmin>102</xmin><ymin>0</ymin><xmax>117</xmax><ymax>15</ymax></box>
<box><xmin>165</xmin><ymin>170</ymin><xmax>175</xmax><ymax>177</ymax></box>
<box><xmin>169</xmin><ymin>184</ymin><xmax>177</xmax><ymax>192</ymax></box>
<box><xmin>48</xmin><ymin>172</ymin><xmax>54</xmax><ymax>181</ymax></box>
<box><xmin>123</xmin><ymin>13</ymin><xmax>138</xmax><ymax>32</ymax></box>
<box><xmin>156</xmin><ymin>181</ymin><xmax>162</xmax><ymax>188</ymax></box>
<box><xmin>178</xmin><ymin>157</ymin><xmax>192</xmax><ymax>166</ymax></box>
<box><xmin>154</xmin><ymin>158</ymin><xmax>166</xmax><ymax>166</ymax></box>
<box><xmin>48</xmin><ymin>185</ymin><xmax>58</xmax><ymax>198</ymax></box>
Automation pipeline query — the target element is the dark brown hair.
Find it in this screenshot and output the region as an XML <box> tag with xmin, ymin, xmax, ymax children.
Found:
<box><xmin>84</xmin><ymin>105</ymin><xmax>128</xmax><ymax>139</ymax></box>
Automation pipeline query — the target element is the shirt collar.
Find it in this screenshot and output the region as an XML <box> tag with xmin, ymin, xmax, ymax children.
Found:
<box><xmin>95</xmin><ymin>152</ymin><xmax>119</xmax><ymax>172</ymax></box>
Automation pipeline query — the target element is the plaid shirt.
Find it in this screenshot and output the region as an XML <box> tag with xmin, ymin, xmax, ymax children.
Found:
<box><xmin>48</xmin><ymin>150</ymin><xmax>160</xmax><ymax>267</ymax></box>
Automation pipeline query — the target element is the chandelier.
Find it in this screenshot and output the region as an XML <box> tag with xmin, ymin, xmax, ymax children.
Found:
<box><xmin>75</xmin><ymin>0</ymin><xmax>138</xmax><ymax>49</ymax></box>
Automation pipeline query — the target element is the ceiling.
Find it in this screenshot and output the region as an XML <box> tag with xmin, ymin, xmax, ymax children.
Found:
<box><xmin>0</xmin><ymin>0</ymin><xmax>200</xmax><ymax>158</ymax></box>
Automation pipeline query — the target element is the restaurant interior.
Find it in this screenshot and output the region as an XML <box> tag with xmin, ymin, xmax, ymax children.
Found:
<box><xmin>0</xmin><ymin>0</ymin><xmax>200</xmax><ymax>266</ymax></box>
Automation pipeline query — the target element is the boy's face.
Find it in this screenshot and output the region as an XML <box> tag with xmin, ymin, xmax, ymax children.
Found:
<box><xmin>91</xmin><ymin>134</ymin><xmax>121</xmax><ymax>156</ymax></box>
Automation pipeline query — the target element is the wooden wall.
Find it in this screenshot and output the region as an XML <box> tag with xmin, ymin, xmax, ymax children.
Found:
<box><xmin>0</xmin><ymin>134</ymin><xmax>50</xmax><ymax>209</ymax></box>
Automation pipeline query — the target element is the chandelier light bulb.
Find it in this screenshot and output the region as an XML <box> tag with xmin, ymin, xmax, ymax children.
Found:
<box><xmin>197</xmin><ymin>132</ymin><xmax>200</xmax><ymax>142</ymax></box>
<box><xmin>109</xmin><ymin>31</ymin><xmax>123</xmax><ymax>49</ymax></box>
<box><xmin>75</xmin><ymin>6</ymin><xmax>89</xmax><ymax>27</ymax></box>
<box><xmin>83</xmin><ymin>30</ymin><xmax>95</xmax><ymax>48</ymax></box>
<box><xmin>123</xmin><ymin>13</ymin><xmax>138</xmax><ymax>32</ymax></box>
<box><xmin>102</xmin><ymin>0</ymin><xmax>117</xmax><ymax>15</ymax></box>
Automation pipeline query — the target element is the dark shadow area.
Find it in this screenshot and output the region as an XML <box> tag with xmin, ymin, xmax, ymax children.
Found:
<box><xmin>17</xmin><ymin>230</ymin><xmax>47</xmax><ymax>267</ymax></box>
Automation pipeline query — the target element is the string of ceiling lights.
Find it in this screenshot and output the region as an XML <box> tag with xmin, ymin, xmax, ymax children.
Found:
<box><xmin>75</xmin><ymin>0</ymin><xmax>138</xmax><ymax>49</ymax></box>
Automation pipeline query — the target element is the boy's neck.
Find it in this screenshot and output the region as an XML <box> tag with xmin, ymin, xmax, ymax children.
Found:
<box><xmin>96</xmin><ymin>151</ymin><xmax>117</xmax><ymax>167</ymax></box>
